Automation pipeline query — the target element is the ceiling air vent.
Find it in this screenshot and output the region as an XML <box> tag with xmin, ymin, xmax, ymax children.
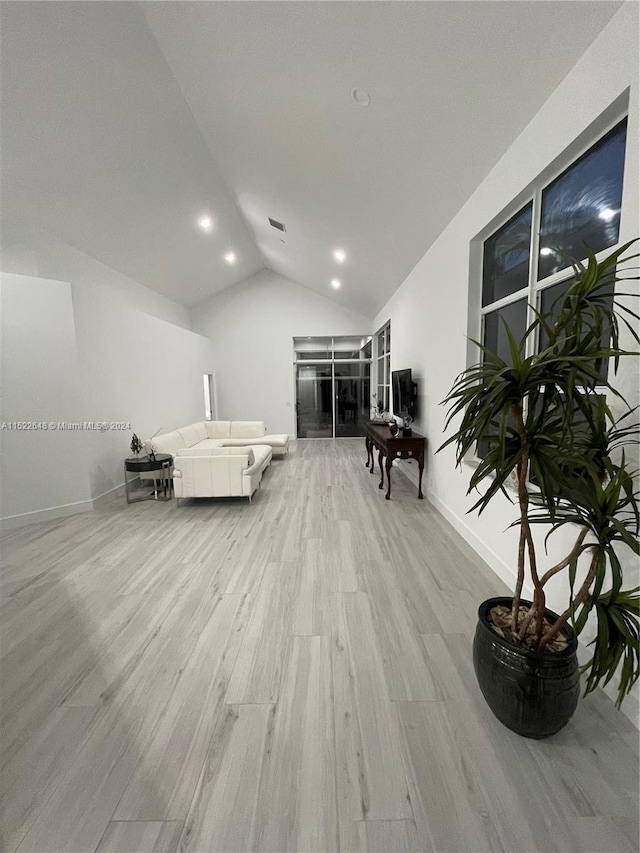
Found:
<box><xmin>268</xmin><ymin>217</ymin><xmax>286</xmax><ymax>232</ymax></box>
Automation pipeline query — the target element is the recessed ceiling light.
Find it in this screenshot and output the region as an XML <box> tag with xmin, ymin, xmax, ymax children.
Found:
<box><xmin>197</xmin><ymin>215</ymin><xmax>213</xmax><ymax>232</ymax></box>
<box><xmin>333</xmin><ymin>249</ymin><xmax>347</xmax><ymax>263</ymax></box>
<box><xmin>331</xmin><ymin>278</ymin><xmax>341</xmax><ymax>289</ymax></box>
<box><xmin>223</xmin><ymin>251</ymin><xmax>237</xmax><ymax>265</ymax></box>
<box><xmin>539</xmin><ymin>247</ymin><xmax>554</xmax><ymax>256</ymax></box>
<box><xmin>351</xmin><ymin>88</ymin><xmax>371</xmax><ymax>107</ymax></box>
<box><xmin>599</xmin><ymin>207</ymin><xmax>616</xmax><ymax>221</ymax></box>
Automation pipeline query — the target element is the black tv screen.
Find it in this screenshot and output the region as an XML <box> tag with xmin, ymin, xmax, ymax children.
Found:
<box><xmin>392</xmin><ymin>368</ymin><xmax>414</xmax><ymax>418</ymax></box>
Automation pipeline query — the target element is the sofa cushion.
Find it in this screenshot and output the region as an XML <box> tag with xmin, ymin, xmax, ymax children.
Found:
<box><xmin>177</xmin><ymin>424</ymin><xmax>203</xmax><ymax>448</ymax></box>
<box><xmin>188</xmin><ymin>422</ymin><xmax>208</xmax><ymax>444</ymax></box>
<box><xmin>151</xmin><ymin>430</ymin><xmax>187</xmax><ymax>456</ymax></box>
<box><xmin>176</xmin><ymin>441</ymin><xmax>224</xmax><ymax>455</ymax></box>
<box><xmin>192</xmin><ymin>439</ymin><xmax>225</xmax><ymax>450</ymax></box>
<box><xmin>177</xmin><ymin>445</ymin><xmax>255</xmax><ymax>466</ymax></box>
<box><xmin>230</xmin><ymin>421</ymin><xmax>266</xmax><ymax>438</ymax></box>
<box><xmin>204</xmin><ymin>421</ymin><xmax>231</xmax><ymax>439</ymax></box>
<box><xmin>264</xmin><ymin>433</ymin><xmax>289</xmax><ymax>448</ymax></box>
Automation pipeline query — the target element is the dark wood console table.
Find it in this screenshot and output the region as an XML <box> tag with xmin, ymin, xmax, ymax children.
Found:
<box><xmin>365</xmin><ymin>422</ymin><xmax>426</xmax><ymax>500</ymax></box>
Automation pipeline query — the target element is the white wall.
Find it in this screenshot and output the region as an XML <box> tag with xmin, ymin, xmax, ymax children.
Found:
<box><xmin>0</xmin><ymin>273</ymin><xmax>92</xmax><ymax>524</ymax></box>
<box><xmin>191</xmin><ymin>269</ymin><xmax>373</xmax><ymax>436</ymax></box>
<box><xmin>0</xmin><ymin>260</ymin><xmax>216</xmax><ymax>519</ymax></box>
<box><xmin>373</xmin><ymin>4</ymin><xmax>639</xmax><ymax>721</ymax></box>
<box><xmin>71</xmin><ymin>282</ymin><xmax>215</xmax><ymax>499</ymax></box>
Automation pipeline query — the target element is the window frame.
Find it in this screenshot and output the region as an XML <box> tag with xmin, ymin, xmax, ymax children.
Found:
<box><xmin>292</xmin><ymin>336</ymin><xmax>373</xmax><ymax>439</ymax></box>
<box><xmin>374</xmin><ymin>321</ymin><xmax>391</xmax><ymax>414</ymax></box>
<box><xmin>470</xmin><ymin>107</ymin><xmax>629</xmax><ymax>464</ymax></box>
<box><xmin>477</xmin><ymin>110</ymin><xmax>628</xmax><ymax>372</ymax></box>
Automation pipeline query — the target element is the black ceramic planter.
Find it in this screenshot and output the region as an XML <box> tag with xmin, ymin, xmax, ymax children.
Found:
<box><xmin>473</xmin><ymin>596</ymin><xmax>580</xmax><ymax>739</ymax></box>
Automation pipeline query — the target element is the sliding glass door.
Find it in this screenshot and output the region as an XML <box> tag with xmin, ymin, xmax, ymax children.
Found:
<box><xmin>294</xmin><ymin>336</ymin><xmax>371</xmax><ymax>439</ymax></box>
<box><xmin>334</xmin><ymin>361</ymin><xmax>370</xmax><ymax>438</ymax></box>
<box><xmin>296</xmin><ymin>363</ymin><xmax>333</xmax><ymax>438</ymax></box>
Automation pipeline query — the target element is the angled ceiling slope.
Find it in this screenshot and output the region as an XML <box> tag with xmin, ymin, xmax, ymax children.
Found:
<box><xmin>1</xmin><ymin>1</ymin><xmax>622</xmax><ymax>316</ymax></box>
<box><xmin>0</xmin><ymin>1</ymin><xmax>263</xmax><ymax>306</ymax></box>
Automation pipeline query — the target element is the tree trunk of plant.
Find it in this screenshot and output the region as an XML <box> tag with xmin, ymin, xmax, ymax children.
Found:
<box><xmin>539</xmin><ymin>549</ymin><xmax>598</xmax><ymax>651</ymax></box>
<box><xmin>512</xmin><ymin>403</ymin><xmax>546</xmax><ymax>647</ymax></box>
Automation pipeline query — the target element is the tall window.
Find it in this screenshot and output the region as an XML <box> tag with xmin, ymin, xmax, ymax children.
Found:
<box><xmin>479</xmin><ymin>116</ymin><xmax>627</xmax><ymax>369</ymax></box>
<box><xmin>203</xmin><ymin>373</ymin><xmax>215</xmax><ymax>421</ymax></box>
<box><xmin>375</xmin><ymin>322</ymin><xmax>391</xmax><ymax>413</ymax></box>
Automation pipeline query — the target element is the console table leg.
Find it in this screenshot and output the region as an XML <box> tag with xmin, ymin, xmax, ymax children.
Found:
<box><xmin>378</xmin><ymin>449</ymin><xmax>385</xmax><ymax>489</ymax></box>
<box><xmin>366</xmin><ymin>437</ymin><xmax>374</xmax><ymax>472</ymax></box>
<box><xmin>417</xmin><ymin>461</ymin><xmax>424</xmax><ymax>499</ymax></box>
<box><xmin>385</xmin><ymin>454</ymin><xmax>394</xmax><ymax>499</ymax></box>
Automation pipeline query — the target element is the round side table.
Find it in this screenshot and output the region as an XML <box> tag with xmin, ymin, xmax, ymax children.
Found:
<box><xmin>124</xmin><ymin>453</ymin><xmax>173</xmax><ymax>503</ymax></box>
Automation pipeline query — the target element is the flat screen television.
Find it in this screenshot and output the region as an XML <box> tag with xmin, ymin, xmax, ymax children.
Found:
<box><xmin>392</xmin><ymin>369</ymin><xmax>416</xmax><ymax>419</ymax></box>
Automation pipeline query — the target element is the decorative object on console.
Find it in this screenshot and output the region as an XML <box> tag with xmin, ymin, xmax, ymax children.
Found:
<box><xmin>389</xmin><ymin>421</ymin><xmax>399</xmax><ymax>436</ymax></box>
<box><xmin>130</xmin><ymin>433</ymin><xmax>143</xmax><ymax>456</ymax></box>
<box><xmin>145</xmin><ymin>426</ymin><xmax>163</xmax><ymax>461</ymax></box>
<box><xmin>402</xmin><ymin>415</ymin><xmax>413</xmax><ymax>437</ymax></box>
<box><xmin>371</xmin><ymin>393</ymin><xmax>386</xmax><ymax>422</ymax></box>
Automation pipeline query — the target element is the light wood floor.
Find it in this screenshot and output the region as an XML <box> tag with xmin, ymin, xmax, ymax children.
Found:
<box><xmin>1</xmin><ymin>439</ymin><xmax>638</xmax><ymax>853</ymax></box>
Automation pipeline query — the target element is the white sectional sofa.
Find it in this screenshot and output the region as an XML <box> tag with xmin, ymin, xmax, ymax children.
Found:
<box><xmin>148</xmin><ymin>421</ymin><xmax>289</xmax><ymax>503</ymax></box>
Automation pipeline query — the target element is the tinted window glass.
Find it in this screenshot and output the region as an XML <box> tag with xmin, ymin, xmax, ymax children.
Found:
<box><xmin>482</xmin><ymin>203</ymin><xmax>532</xmax><ymax>306</ymax></box>
<box><xmin>539</xmin><ymin>276</ymin><xmax>613</xmax><ymax>379</ymax></box>
<box><xmin>538</xmin><ymin>119</ymin><xmax>627</xmax><ymax>279</ymax></box>
<box><xmin>483</xmin><ymin>298</ymin><xmax>528</xmax><ymax>364</ymax></box>
<box><xmin>297</xmin><ymin>351</ymin><xmax>331</xmax><ymax>360</ymax></box>
<box><xmin>478</xmin><ymin>300</ymin><xmax>526</xmax><ymax>458</ymax></box>
<box><xmin>334</xmin><ymin>362</ymin><xmax>367</xmax><ymax>378</ymax></box>
<box><xmin>334</xmin><ymin>350</ymin><xmax>361</xmax><ymax>360</ymax></box>
<box><xmin>297</xmin><ymin>364</ymin><xmax>332</xmax><ymax>378</ymax></box>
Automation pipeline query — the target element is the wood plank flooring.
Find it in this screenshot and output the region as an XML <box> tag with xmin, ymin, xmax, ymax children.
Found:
<box><xmin>1</xmin><ymin>439</ymin><xmax>638</xmax><ymax>853</ymax></box>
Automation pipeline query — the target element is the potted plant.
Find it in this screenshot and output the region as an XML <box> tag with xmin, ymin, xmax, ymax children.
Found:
<box><xmin>439</xmin><ymin>240</ymin><xmax>640</xmax><ymax>738</ymax></box>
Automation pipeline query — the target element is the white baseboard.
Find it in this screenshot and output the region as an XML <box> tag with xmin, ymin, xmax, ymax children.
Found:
<box><xmin>0</xmin><ymin>498</ymin><xmax>94</xmax><ymax>530</ymax></box>
<box><xmin>91</xmin><ymin>481</ymin><xmax>126</xmax><ymax>507</ymax></box>
<box><xmin>397</xmin><ymin>458</ymin><xmax>518</xmax><ymax>586</ymax></box>
<box><xmin>427</xmin><ymin>490</ymin><xmax>528</xmax><ymax>596</ymax></box>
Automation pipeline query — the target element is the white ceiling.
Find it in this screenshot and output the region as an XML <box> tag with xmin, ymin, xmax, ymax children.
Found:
<box><xmin>1</xmin><ymin>1</ymin><xmax>622</xmax><ymax>318</ymax></box>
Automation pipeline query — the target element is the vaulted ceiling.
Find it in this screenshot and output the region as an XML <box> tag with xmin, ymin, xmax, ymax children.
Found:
<box><xmin>0</xmin><ymin>1</ymin><xmax>622</xmax><ymax>317</ymax></box>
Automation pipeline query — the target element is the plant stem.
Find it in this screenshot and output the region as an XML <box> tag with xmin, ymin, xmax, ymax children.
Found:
<box><xmin>538</xmin><ymin>548</ymin><xmax>598</xmax><ymax>651</ymax></box>
<box><xmin>511</xmin><ymin>508</ymin><xmax>526</xmax><ymax>638</ymax></box>
<box><xmin>512</xmin><ymin>403</ymin><xmax>545</xmax><ymax>643</ymax></box>
<box><xmin>516</xmin><ymin>605</ymin><xmax>537</xmax><ymax>642</ymax></box>
<box><xmin>538</xmin><ymin>527</ymin><xmax>589</xmax><ymax>588</ymax></box>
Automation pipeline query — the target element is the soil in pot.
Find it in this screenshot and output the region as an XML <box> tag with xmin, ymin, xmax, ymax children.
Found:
<box><xmin>488</xmin><ymin>604</ymin><xmax>569</xmax><ymax>652</ymax></box>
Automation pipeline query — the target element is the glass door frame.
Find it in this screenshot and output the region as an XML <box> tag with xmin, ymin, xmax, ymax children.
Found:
<box><xmin>293</xmin><ymin>335</ymin><xmax>372</xmax><ymax>439</ymax></box>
